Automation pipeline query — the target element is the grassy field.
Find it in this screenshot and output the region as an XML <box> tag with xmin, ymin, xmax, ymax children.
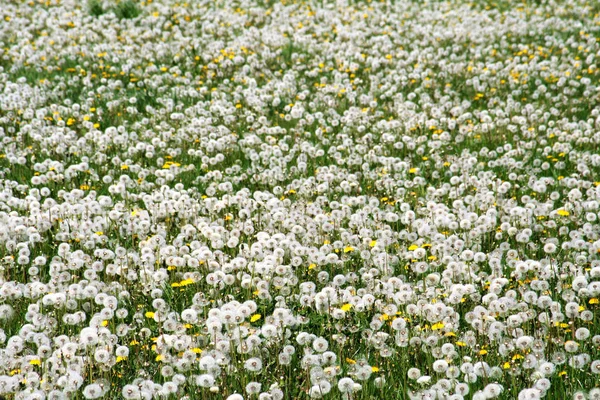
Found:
<box><xmin>1</xmin><ymin>0</ymin><xmax>600</xmax><ymax>398</ymax></box>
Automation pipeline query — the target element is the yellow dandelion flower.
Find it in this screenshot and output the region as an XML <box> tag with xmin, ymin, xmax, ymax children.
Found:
<box><xmin>431</xmin><ymin>322</ymin><xmax>444</xmax><ymax>331</ymax></box>
<box><xmin>250</xmin><ymin>314</ymin><xmax>262</xmax><ymax>322</ymax></box>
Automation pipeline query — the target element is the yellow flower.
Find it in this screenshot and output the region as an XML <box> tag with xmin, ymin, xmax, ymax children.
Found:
<box><xmin>192</xmin><ymin>348</ymin><xmax>203</xmax><ymax>354</ymax></box>
<box><xmin>479</xmin><ymin>350</ymin><xmax>488</xmax><ymax>355</ymax></box>
<box><xmin>431</xmin><ymin>322</ymin><xmax>444</xmax><ymax>331</ymax></box>
<box><xmin>101</xmin><ymin>320</ymin><xmax>108</xmax><ymax>327</ymax></box>
<box><xmin>343</xmin><ymin>246</ymin><xmax>354</xmax><ymax>253</ymax></box>
<box><xmin>95</xmin><ymin>231</ymin><xmax>103</xmax><ymax>236</ymax></box>
<box><xmin>145</xmin><ymin>311</ymin><xmax>155</xmax><ymax>318</ymax></box>
<box><xmin>346</xmin><ymin>358</ymin><xmax>356</xmax><ymax>364</ymax></box>
<box><xmin>308</xmin><ymin>263</ymin><xmax>317</xmax><ymax>270</ymax></box>
<box><xmin>380</xmin><ymin>314</ymin><xmax>390</xmax><ymax>321</ymax></box>
<box><xmin>162</xmin><ymin>161</ymin><xmax>181</xmax><ymax>169</ymax></box>
<box><xmin>155</xmin><ymin>355</ymin><xmax>163</xmax><ymax>362</ymax></box>
<box><xmin>409</xmin><ymin>168</ymin><xmax>418</xmax><ymax>174</ymax></box>
<box><xmin>557</xmin><ymin>209</ymin><xmax>570</xmax><ymax>216</ymax></box>
<box><xmin>371</xmin><ymin>366</ymin><xmax>380</xmax><ymax>372</ymax></box>
<box><xmin>456</xmin><ymin>341</ymin><xmax>466</xmax><ymax>347</ymax></box>
<box><xmin>503</xmin><ymin>362</ymin><xmax>511</xmax><ymax>369</ymax></box>
<box><xmin>369</xmin><ymin>240</ymin><xmax>377</xmax><ymax>247</ymax></box>
<box><xmin>29</xmin><ymin>359</ymin><xmax>41</xmax><ymax>366</ymax></box>
<box><xmin>121</xmin><ymin>164</ymin><xmax>129</xmax><ymax>170</ymax></box>
<box><xmin>341</xmin><ymin>304</ymin><xmax>352</xmax><ymax>312</ymax></box>
<box><xmin>408</xmin><ymin>244</ymin><xmax>418</xmax><ymax>251</ymax></box>
<box><xmin>589</xmin><ymin>298</ymin><xmax>599</xmax><ymax>304</ymax></box>
<box><xmin>250</xmin><ymin>314</ymin><xmax>261</xmax><ymax>322</ymax></box>
<box><xmin>116</xmin><ymin>356</ymin><xmax>127</xmax><ymax>362</ymax></box>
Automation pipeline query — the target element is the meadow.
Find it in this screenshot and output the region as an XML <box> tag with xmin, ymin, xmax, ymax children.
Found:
<box><xmin>1</xmin><ymin>0</ymin><xmax>600</xmax><ymax>398</ymax></box>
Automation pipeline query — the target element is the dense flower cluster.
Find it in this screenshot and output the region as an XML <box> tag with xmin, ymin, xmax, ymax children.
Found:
<box><xmin>1</xmin><ymin>0</ymin><xmax>600</xmax><ymax>398</ymax></box>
